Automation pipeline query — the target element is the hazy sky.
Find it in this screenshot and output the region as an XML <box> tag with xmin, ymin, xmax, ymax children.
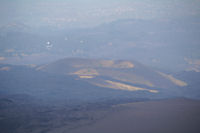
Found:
<box><xmin>1</xmin><ymin>0</ymin><xmax>200</xmax><ymax>28</ymax></box>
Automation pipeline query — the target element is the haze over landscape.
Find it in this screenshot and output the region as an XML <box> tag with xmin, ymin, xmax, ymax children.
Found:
<box><xmin>0</xmin><ymin>0</ymin><xmax>200</xmax><ymax>133</ymax></box>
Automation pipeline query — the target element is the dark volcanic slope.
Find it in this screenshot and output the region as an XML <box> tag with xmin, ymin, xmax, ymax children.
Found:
<box><xmin>38</xmin><ymin>58</ymin><xmax>188</xmax><ymax>97</ymax></box>
<box><xmin>174</xmin><ymin>71</ymin><xmax>200</xmax><ymax>99</ymax></box>
<box><xmin>0</xmin><ymin>64</ymin><xmax>159</xmax><ymax>106</ymax></box>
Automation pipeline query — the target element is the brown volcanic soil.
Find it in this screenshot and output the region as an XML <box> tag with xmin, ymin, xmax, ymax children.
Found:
<box><xmin>68</xmin><ymin>98</ymin><xmax>200</xmax><ymax>133</ymax></box>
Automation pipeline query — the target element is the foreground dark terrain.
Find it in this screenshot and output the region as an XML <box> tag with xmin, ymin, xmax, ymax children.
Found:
<box><xmin>69</xmin><ymin>98</ymin><xmax>200</xmax><ymax>133</ymax></box>
<box><xmin>1</xmin><ymin>96</ymin><xmax>200</xmax><ymax>133</ymax></box>
<box><xmin>0</xmin><ymin>58</ymin><xmax>200</xmax><ymax>133</ymax></box>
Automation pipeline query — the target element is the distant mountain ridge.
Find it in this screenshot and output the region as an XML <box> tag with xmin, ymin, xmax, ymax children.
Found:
<box><xmin>1</xmin><ymin>57</ymin><xmax>199</xmax><ymax>102</ymax></box>
<box><xmin>1</xmin><ymin>18</ymin><xmax>200</xmax><ymax>71</ymax></box>
<box><xmin>37</xmin><ymin>58</ymin><xmax>189</xmax><ymax>96</ymax></box>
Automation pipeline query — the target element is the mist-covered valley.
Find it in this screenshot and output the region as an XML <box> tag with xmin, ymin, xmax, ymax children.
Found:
<box><xmin>1</xmin><ymin>0</ymin><xmax>200</xmax><ymax>133</ymax></box>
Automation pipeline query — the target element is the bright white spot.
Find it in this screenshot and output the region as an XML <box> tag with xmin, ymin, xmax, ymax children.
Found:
<box><xmin>46</xmin><ymin>41</ymin><xmax>53</xmax><ymax>50</ymax></box>
<box><xmin>46</xmin><ymin>41</ymin><xmax>50</xmax><ymax>45</ymax></box>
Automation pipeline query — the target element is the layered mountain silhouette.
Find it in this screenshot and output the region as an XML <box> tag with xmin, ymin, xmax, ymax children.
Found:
<box><xmin>1</xmin><ymin>18</ymin><xmax>200</xmax><ymax>71</ymax></box>
<box><xmin>0</xmin><ymin>58</ymin><xmax>195</xmax><ymax>105</ymax></box>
